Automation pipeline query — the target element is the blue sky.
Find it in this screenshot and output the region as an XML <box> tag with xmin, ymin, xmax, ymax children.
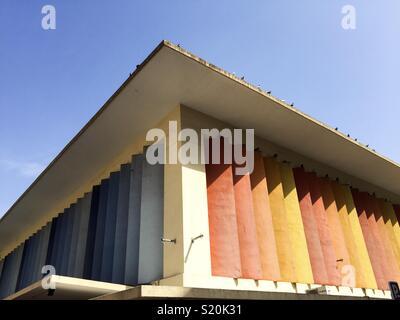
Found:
<box><xmin>1</xmin><ymin>0</ymin><xmax>399</xmax><ymax>217</ymax></box>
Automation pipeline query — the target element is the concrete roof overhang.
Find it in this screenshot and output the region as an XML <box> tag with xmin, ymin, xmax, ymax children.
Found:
<box><xmin>1</xmin><ymin>40</ymin><xmax>400</xmax><ymax>257</ymax></box>
<box><xmin>5</xmin><ymin>276</ymin><xmax>130</xmax><ymax>300</ymax></box>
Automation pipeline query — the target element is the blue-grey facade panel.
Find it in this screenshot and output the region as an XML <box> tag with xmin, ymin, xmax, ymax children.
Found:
<box><xmin>112</xmin><ymin>163</ymin><xmax>131</xmax><ymax>284</ymax></box>
<box><xmin>28</xmin><ymin>230</ymin><xmax>42</xmax><ymax>285</ymax></box>
<box><xmin>91</xmin><ymin>179</ymin><xmax>109</xmax><ymax>281</ymax></box>
<box><xmin>46</xmin><ymin>216</ymin><xmax>59</xmax><ymax>267</ymax></box>
<box><xmin>0</xmin><ymin>244</ymin><xmax>25</xmax><ymax>299</ymax></box>
<box><xmin>1</xmin><ymin>150</ymin><xmax>165</xmax><ymax>292</ymax></box>
<box><xmin>68</xmin><ymin>199</ymin><xmax>82</xmax><ymax>276</ymax></box>
<box><xmin>138</xmin><ymin>159</ymin><xmax>164</xmax><ymax>284</ymax></box>
<box><xmin>83</xmin><ymin>186</ymin><xmax>100</xmax><ymax>279</ymax></box>
<box><xmin>54</xmin><ymin>212</ymin><xmax>67</xmax><ymax>275</ymax></box>
<box><xmin>35</xmin><ymin>222</ymin><xmax>52</xmax><ymax>282</ymax></box>
<box><xmin>101</xmin><ymin>171</ymin><xmax>120</xmax><ymax>282</ymax></box>
<box><xmin>16</xmin><ymin>236</ymin><xmax>32</xmax><ymax>291</ymax></box>
<box><xmin>74</xmin><ymin>192</ymin><xmax>92</xmax><ymax>278</ymax></box>
<box><xmin>125</xmin><ymin>154</ymin><xmax>143</xmax><ymax>285</ymax></box>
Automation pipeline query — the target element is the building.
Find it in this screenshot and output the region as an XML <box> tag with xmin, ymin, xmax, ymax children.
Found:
<box><xmin>1</xmin><ymin>41</ymin><xmax>400</xmax><ymax>300</ymax></box>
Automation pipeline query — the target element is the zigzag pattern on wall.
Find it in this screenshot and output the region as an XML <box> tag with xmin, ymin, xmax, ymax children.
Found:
<box><xmin>206</xmin><ymin>150</ymin><xmax>400</xmax><ymax>290</ymax></box>
<box><xmin>0</xmin><ymin>152</ymin><xmax>164</xmax><ymax>299</ymax></box>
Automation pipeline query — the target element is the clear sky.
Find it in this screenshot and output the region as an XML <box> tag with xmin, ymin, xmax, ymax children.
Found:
<box><xmin>1</xmin><ymin>1</ymin><xmax>399</xmax><ymax>217</ymax></box>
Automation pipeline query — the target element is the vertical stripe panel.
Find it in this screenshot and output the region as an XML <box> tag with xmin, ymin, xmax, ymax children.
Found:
<box><xmin>293</xmin><ymin>167</ymin><xmax>329</xmax><ymax>284</ymax></box>
<box><xmin>205</xmin><ymin>142</ymin><xmax>241</xmax><ymax>278</ymax></box>
<box><xmin>101</xmin><ymin>171</ymin><xmax>120</xmax><ymax>282</ymax></box>
<box><xmin>47</xmin><ymin>216</ymin><xmax>60</xmax><ymax>269</ymax></box>
<box><xmin>352</xmin><ymin>189</ymin><xmax>386</xmax><ymax>289</ymax></box>
<box><xmin>319</xmin><ymin>178</ymin><xmax>350</xmax><ymax>284</ymax></box>
<box><xmin>16</xmin><ymin>237</ymin><xmax>32</xmax><ymax>291</ymax></box>
<box><xmin>125</xmin><ymin>154</ymin><xmax>143</xmax><ymax>285</ymax></box>
<box><xmin>367</xmin><ymin>198</ymin><xmax>400</xmax><ymax>283</ymax></box>
<box><xmin>83</xmin><ymin>185</ymin><xmax>101</xmax><ymax>280</ymax></box>
<box><xmin>338</xmin><ymin>185</ymin><xmax>377</xmax><ymax>289</ymax></box>
<box><xmin>55</xmin><ymin>211</ymin><xmax>67</xmax><ymax>275</ymax></box>
<box><xmin>91</xmin><ymin>179</ymin><xmax>109</xmax><ymax>280</ymax></box>
<box><xmin>332</xmin><ymin>183</ymin><xmax>365</xmax><ymax>287</ymax></box>
<box><xmin>384</xmin><ymin>202</ymin><xmax>400</xmax><ymax>269</ymax></box>
<box><xmin>369</xmin><ymin>195</ymin><xmax>400</xmax><ymax>283</ymax></box>
<box><xmin>68</xmin><ymin>199</ymin><xmax>83</xmax><ymax>276</ymax></box>
<box><xmin>232</xmin><ymin>151</ymin><xmax>262</xmax><ymax>279</ymax></box>
<box><xmin>29</xmin><ymin>230</ymin><xmax>43</xmax><ymax>284</ymax></box>
<box><xmin>74</xmin><ymin>192</ymin><xmax>92</xmax><ymax>278</ymax></box>
<box><xmin>138</xmin><ymin>158</ymin><xmax>164</xmax><ymax>284</ymax></box>
<box><xmin>61</xmin><ymin>206</ymin><xmax>75</xmax><ymax>276</ymax></box>
<box><xmin>249</xmin><ymin>151</ymin><xmax>280</xmax><ymax>280</ymax></box>
<box><xmin>36</xmin><ymin>222</ymin><xmax>52</xmax><ymax>282</ymax></box>
<box><xmin>280</xmin><ymin>163</ymin><xmax>314</xmax><ymax>284</ymax></box>
<box><xmin>264</xmin><ymin>157</ymin><xmax>295</xmax><ymax>282</ymax></box>
<box><xmin>112</xmin><ymin>164</ymin><xmax>131</xmax><ymax>284</ymax></box>
<box><xmin>308</xmin><ymin>173</ymin><xmax>340</xmax><ymax>285</ymax></box>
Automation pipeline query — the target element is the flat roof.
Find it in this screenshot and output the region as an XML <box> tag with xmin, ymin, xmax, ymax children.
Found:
<box><xmin>1</xmin><ymin>40</ymin><xmax>400</xmax><ymax>258</ymax></box>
